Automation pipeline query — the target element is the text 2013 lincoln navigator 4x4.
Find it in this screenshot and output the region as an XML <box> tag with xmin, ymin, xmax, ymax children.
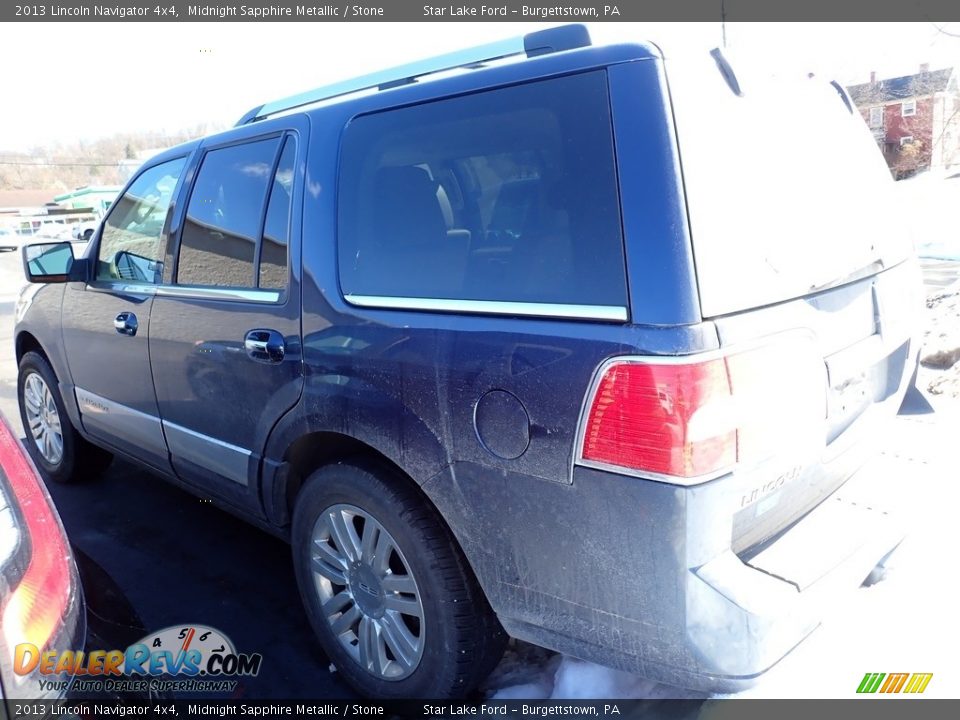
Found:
<box><xmin>14</xmin><ymin>25</ymin><xmax>921</xmax><ymax>698</ymax></box>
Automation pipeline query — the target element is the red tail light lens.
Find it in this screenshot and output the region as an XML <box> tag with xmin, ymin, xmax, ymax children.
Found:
<box><xmin>578</xmin><ymin>339</ymin><xmax>826</xmax><ymax>482</ymax></box>
<box><xmin>580</xmin><ymin>358</ymin><xmax>736</xmax><ymax>479</ymax></box>
<box><xmin>0</xmin><ymin>414</ymin><xmax>76</xmax><ymax>667</ymax></box>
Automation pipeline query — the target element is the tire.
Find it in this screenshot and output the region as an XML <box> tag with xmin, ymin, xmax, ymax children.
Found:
<box><xmin>291</xmin><ymin>458</ymin><xmax>507</xmax><ymax>698</ymax></box>
<box><xmin>17</xmin><ymin>351</ymin><xmax>113</xmax><ymax>484</ymax></box>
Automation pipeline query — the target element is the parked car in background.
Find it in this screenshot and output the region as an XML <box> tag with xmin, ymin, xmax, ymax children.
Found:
<box><xmin>0</xmin><ymin>228</ymin><xmax>16</xmax><ymax>253</ymax></box>
<box><xmin>72</xmin><ymin>221</ymin><xmax>99</xmax><ymax>243</ymax></box>
<box><xmin>0</xmin><ymin>412</ymin><xmax>84</xmax><ymax>701</ymax></box>
<box><xmin>13</xmin><ymin>25</ymin><xmax>922</xmax><ymax>698</ymax></box>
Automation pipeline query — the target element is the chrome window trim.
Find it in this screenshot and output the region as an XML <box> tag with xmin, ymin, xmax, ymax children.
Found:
<box><xmin>155</xmin><ymin>285</ymin><xmax>281</xmax><ymax>303</ymax></box>
<box><xmin>344</xmin><ymin>295</ymin><xmax>628</xmax><ymax>322</ymax></box>
<box><xmin>85</xmin><ymin>282</ymin><xmax>157</xmax><ymax>296</ymax></box>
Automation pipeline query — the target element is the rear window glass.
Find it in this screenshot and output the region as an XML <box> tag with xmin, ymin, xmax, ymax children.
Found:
<box><xmin>665</xmin><ymin>51</ymin><xmax>910</xmax><ymax>316</ymax></box>
<box><xmin>337</xmin><ymin>71</ymin><xmax>627</xmax><ymax>310</ymax></box>
<box><xmin>178</xmin><ymin>137</ymin><xmax>280</xmax><ymax>288</ymax></box>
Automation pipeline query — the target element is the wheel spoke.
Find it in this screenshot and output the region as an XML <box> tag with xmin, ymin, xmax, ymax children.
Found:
<box><xmin>357</xmin><ymin>616</ymin><xmax>379</xmax><ymax>674</ymax></box>
<box><xmin>383</xmin><ymin>593</ymin><xmax>422</xmax><ymax>618</ymax></box>
<box><xmin>328</xmin><ymin>509</ymin><xmax>361</xmax><ymax>563</ymax></box>
<box><xmin>50</xmin><ymin>432</ymin><xmax>63</xmax><ymax>458</ymax></box>
<box><xmin>373</xmin><ymin>531</ymin><xmax>395</xmax><ymax>575</ymax></box>
<box><xmin>23</xmin><ymin>384</ymin><xmax>41</xmax><ymax>413</ymax></box>
<box><xmin>314</xmin><ymin>536</ymin><xmax>348</xmax><ymax>570</ymax></box>
<box><xmin>312</xmin><ymin>554</ymin><xmax>347</xmax><ymax>585</ymax></box>
<box><xmin>381</xmin><ymin>573</ymin><xmax>416</xmax><ymax>595</ymax></box>
<box><xmin>329</xmin><ymin>604</ymin><xmax>361</xmax><ymax>636</ymax></box>
<box><xmin>28</xmin><ymin>416</ymin><xmax>44</xmax><ymax>438</ymax></box>
<box><xmin>359</xmin><ymin>516</ymin><xmax>379</xmax><ymax>563</ymax></box>
<box><xmin>322</xmin><ymin>590</ymin><xmax>354</xmax><ymax>617</ymax></box>
<box><xmin>47</xmin><ymin>414</ymin><xmax>61</xmax><ymax>434</ymax></box>
<box><xmin>379</xmin><ymin>611</ymin><xmax>418</xmax><ymax>669</ymax></box>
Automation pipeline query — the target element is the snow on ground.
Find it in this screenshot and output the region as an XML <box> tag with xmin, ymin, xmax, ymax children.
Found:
<box><xmin>488</xmin><ymin>173</ymin><xmax>960</xmax><ymax>700</ymax></box>
<box><xmin>920</xmin><ymin>285</ymin><xmax>960</xmax><ymax>400</ymax></box>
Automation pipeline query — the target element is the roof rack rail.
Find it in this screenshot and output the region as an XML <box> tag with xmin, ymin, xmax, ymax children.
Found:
<box><xmin>235</xmin><ymin>24</ymin><xmax>591</xmax><ymax>126</ymax></box>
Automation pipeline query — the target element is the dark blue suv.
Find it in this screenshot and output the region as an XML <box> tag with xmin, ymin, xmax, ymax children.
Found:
<box><xmin>14</xmin><ymin>25</ymin><xmax>921</xmax><ymax>698</ymax></box>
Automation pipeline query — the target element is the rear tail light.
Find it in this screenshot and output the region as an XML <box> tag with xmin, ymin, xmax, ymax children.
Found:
<box><xmin>577</xmin><ymin>336</ymin><xmax>826</xmax><ymax>484</ymax></box>
<box><xmin>0</xmin><ymin>413</ymin><xmax>81</xmax><ymax>697</ymax></box>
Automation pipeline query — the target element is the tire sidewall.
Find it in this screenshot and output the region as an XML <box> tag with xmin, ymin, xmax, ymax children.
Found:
<box><xmin>291</xmin><ymin>462</ymin><xmax>463</xmax><ymax>698</ymax></box>
<box><xmin>18</xmin><ymin>352</ymin><xmax>77</xmax><ymax>483</ymax></box>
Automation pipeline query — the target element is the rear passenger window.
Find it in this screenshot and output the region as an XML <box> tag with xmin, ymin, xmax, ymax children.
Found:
<box><xmin>178</xmin><ymin>137</ymin><xmax>280</xmax><ymax>288</ymax></box>
<box><xmin>337</xmin><ymin>72</ymin><xmax>627</xmax><ymax>310</ymax></box>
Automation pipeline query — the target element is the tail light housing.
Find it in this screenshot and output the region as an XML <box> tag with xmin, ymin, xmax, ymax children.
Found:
<box><xmin>0</xmin><ymin>413</ymin><xmax>82</xmax><ymax>698</ymax></box>
<box><xmin>577</xmin><ymin>335</ymin><xmax>826</xmax><ymax>484</ymax></box>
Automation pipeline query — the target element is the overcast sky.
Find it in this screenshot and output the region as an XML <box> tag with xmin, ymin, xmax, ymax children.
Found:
<box><xmin>0</xmin><ymin>21</ymin><xmax>958</xmax><ymax>152</ymax></box>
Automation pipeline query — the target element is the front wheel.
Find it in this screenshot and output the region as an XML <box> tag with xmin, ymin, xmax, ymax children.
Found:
<box><xmin>17</xmin><ymin>351</ymin><xmax>113</xmax><ymax>484</ymax></box>
<box><xmin>291</xmin><ymin>459</ymin><xmax>506</xmax><ymax>698</ymax></box>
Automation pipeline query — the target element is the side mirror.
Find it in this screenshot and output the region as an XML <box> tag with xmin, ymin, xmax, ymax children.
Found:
<box><xmin>22</xmin><ymin>242</ymin><xmax>77</xmax><ymax>283</ymax></box>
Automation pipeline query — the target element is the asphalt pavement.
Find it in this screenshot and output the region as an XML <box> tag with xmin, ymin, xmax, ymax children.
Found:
<box><xmin>0</xmin><ymin>249</ymin><xmax>354</xmax><ymax>699</ymax></box>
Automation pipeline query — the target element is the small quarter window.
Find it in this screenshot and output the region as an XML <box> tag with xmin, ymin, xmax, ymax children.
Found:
<box><xmin>258</xmin><ymin>137</ymin><xmax>295</xmax><ymax>291</ymax></box>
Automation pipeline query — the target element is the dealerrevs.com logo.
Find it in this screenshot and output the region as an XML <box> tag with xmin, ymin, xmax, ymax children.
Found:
<box><xmin>14</xmin><ymin>624</ymin><xmax>262</xmax><ymax>694</ymax></box>
<box><xmin>857</xmin><ymin>672</ymin><xmax>933</xmax><ymax>694</ymax></box>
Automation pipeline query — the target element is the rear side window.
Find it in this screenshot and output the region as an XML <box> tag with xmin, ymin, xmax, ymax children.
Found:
<box><xmin>178</xmin><ymin>137</ymin><xmax>281</xmax><ymax>289</ymax></box>
<box><xmin>337</xmin><ymin>71</ymin><xmax>627</xmax><ymax>311</ymax></box>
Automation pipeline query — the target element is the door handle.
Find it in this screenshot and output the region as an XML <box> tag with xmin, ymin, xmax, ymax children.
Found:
<box><xmin>244</xmin><ymin>329</ymin><xmax>285</xmax><ymax>363</ymax></box>
<box><xmin>114</xmin><ymin>312</ymin><xmax>138</xmax><ymax>336</ymax></box>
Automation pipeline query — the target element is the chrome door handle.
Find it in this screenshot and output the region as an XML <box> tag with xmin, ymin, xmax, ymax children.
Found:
<box><xmin>244</xmin><ymin>329</ymin><xmax>285</xmax><ymax>363</ymax></box>
<box><xmin>114</xmin><ymin>312</ymin><xmax>138</xmax><ymax>336</ymax></box>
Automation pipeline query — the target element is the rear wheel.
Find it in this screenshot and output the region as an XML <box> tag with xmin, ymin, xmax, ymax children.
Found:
<box><xmin>291</xmin><ymin>459</ymin><xmax>506</xmax><ymax>698</ymax></box>
<box><xmin>17</xmin><ymin>351</ymin><xmax>113</xmax><ymax>484</ymax></box>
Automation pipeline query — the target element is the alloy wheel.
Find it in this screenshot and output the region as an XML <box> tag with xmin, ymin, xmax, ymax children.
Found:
<box><xmin>22</xmin><ymin>372</ymin><xmax>63</xmax><ymax>465</ymax></box>
<box><xmin>310</xmin><ymin>504</ymin><xmax>425</xmax><ymax>680</ymax></box>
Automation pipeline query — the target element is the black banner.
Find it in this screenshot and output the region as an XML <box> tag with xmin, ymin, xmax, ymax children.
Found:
<box><xmin>3</xmin><ymin>0</ymin><xmax>960</xmax><ymax>22</ymax></box>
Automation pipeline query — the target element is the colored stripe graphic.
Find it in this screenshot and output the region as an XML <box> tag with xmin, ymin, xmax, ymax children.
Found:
<box><xmin>857</xmin><ymin>673</ymin><xmax>885</xmax><ymax>693</ymax></box>
<box><xmin>880</xmin><ymin>673</ymin><xmax>909</xmax><ymax>693</ymax></box>
<box><xmin>857</xmin><ymin>672</ymin><xmax>933</xmax><ymax>694</ymax></box>
<box><xmin>904</xmin><ymin>673</ymin><xmax>933</xmax><ymax>694</ymax></box>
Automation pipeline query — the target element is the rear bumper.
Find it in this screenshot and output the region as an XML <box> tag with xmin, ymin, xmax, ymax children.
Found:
<box><xmin>685</xmin><ymin>465</ymin><xmax>903</xmax><ymax>691</ymax></box>
<box><xmin>488</xmin><ymin>454</ymin><xmax>903</xmax><ymax>694</ymax></box>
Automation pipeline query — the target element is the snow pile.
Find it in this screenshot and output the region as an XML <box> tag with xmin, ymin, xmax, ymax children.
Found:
<box><xmin>485</xmin><ymin>643</ymin><xmax>704</xmax><ymax>700</ymax></box>
<box><xmin>919</xmin><ymin>284</ymin><xmax>960</xmax><ymax>399</ymax></box>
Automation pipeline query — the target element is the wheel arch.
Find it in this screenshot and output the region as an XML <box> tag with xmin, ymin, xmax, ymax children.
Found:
<box><xmin>272</xmin><ymin>430</ymin><xmax>448</xmax><ymax>533</ymax></box>
<box><xmin>15</xmin><ymin>330</ymin><xmax>48</xmax><ymax>365</ymax></box>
